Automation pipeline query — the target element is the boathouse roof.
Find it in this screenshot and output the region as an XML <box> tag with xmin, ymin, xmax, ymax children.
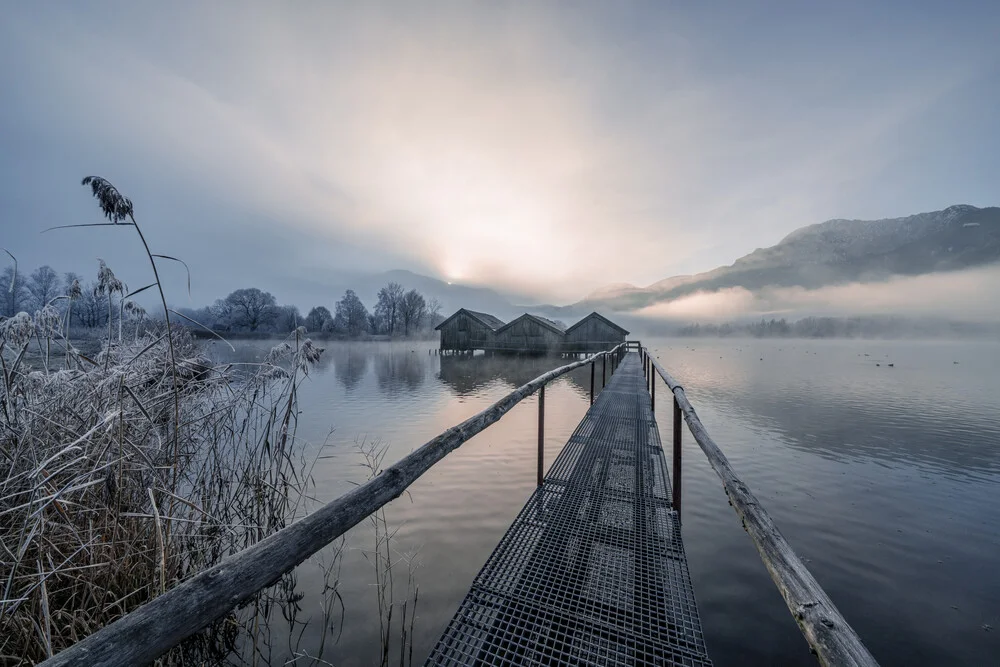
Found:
<box><xmin>434</xmin><ymin>308</ymin><xmax>507</xmax><ymax>331</ymax></box>
<box><xmin>565</xmin><ymin>311</ymin><xmax>630</xmax><ymax>336</ymax></box>
<box><xmin>495</xmin><ymin>313</ymin><xmax>567</xmax><ymax>336</ymax></box>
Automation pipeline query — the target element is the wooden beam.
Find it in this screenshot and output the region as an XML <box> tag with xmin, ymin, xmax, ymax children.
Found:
<box><xmin>537</xmin><ymin>384</ymin><xmax>545</xmax><ymax>487</ymax></box>
<box><xmin>646</xmin><ymin>353</ymin><xmax>878</xmax><ymax>667</ymax></box>
<box><xmin>39</xmin><ymin>346</ymin><xmax>625</xmax><ymax>667</ymax></box>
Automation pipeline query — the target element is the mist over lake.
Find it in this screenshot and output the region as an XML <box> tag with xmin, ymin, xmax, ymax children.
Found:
<box><xmin>206</xmin><ymin>337</ymin><xmax>1000</xmax><ymax>666</ymax></box>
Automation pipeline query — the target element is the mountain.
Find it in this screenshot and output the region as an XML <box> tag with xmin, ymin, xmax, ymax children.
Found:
<box><xmin>581</xmin><ymin>205</ymin><xmax>1000</xmax><ymax>312</ymax></box>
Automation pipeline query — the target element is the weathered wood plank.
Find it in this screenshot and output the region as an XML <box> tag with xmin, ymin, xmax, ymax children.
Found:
<box><xmin>647</xmin><ymin>353</ymin><xmax>878</xmax><ymax>667</ymax></box>
<box><xmin>38</xmin><ymin>346</ymin><xmax>624</xmax><ymax>667</ymax></box>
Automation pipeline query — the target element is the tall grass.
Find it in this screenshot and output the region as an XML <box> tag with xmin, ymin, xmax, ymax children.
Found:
<box><xmin>0</xmin><ymin>179</ymin><xmax>338</xmax><ymax>665</ymax></box>
<box><xmin>359</xmin><ymin>440</ymin><xmax>420</xmax><ymax>667</ymax></box>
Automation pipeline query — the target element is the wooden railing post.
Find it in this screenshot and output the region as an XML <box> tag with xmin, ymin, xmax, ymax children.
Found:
<box><xmin>602</xmin><ymin>354</ymin><xmax>606</xmax><ymax>385</ymax></box>
<box><xmin>590</xmin><ymin>360</ymin><xmax>595</xmax><ymax>404</ymax></box>
<box><xmin>537</xmin><ymin>384</ymin><xmax>545</xmax><ymax>487</ymax></box>
<box><xmin>649</xmin><ymin>356</ymin><xmax>653</xmax><ymax>397</ymax></box>
<box><xmin>651</xmin><ymin>367</ymin><xmax>655</xmax><ymax>412</ymax></box>
<box><xmin>673</xmin><ymin>394</ymin><xmax>682</xmax><ymax>519</ymax></box>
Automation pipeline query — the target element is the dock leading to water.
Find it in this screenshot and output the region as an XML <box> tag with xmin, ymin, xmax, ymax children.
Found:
<box><xmin>38</xmin><ymin>342</ymin><xmax>878</xmax><ymax>667</ymax></box>
<box><xmin>426</xmin><ymin>352</ymin><xmax>711</xmax><ymax>665</ymax></box>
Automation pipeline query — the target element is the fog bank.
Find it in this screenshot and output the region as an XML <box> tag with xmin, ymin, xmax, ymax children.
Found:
<box><xmin>634</xmin><ymin>265</ymin><xmax>1000</xmax><ymax>324</ymax></box>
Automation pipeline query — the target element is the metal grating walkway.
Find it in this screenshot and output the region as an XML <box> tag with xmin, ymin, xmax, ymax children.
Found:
<box><xmin>426</xmin><ymin>353</ymin><xmax>712</xmax><ymax>666</ymax></box>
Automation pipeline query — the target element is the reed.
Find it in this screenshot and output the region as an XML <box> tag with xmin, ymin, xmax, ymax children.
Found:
<box><xmin>0</xmin><ymin>179</ymin><xmax>337</xmax><ymax>665</ymax></box>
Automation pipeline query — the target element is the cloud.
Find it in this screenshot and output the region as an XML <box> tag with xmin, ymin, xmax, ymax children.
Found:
<box><xmin>1</xmin><ymin>3</ymin><xmax>998</xmax><ymax>305</ymax></box>
<box><xmin>635</xmin><ymin>265</ymin><xmax>1000</xmax><ymax>322</ymax></box>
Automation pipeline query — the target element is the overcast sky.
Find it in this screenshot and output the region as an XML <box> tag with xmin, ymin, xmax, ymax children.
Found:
<box><xmin>1</xmin><ymin>1</ymin><xmax>998</xmax><ymax>306</ymax></box>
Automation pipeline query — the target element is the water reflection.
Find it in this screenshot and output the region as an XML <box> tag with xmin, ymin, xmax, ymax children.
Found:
<box><xmin>438</xmin><ymin>353</ymin><xmax>596</xmax><ymax>397</ymax></box>
<box><xmin>374</xmin><ymin>349</ymin><xmax>427</xmax><ymax>396</ymax></box>
<box><xmin>654</xmin><ymin>340</ymin><xmax>1000</xmax><ymax>477</ymax></box>
<box><xmin>328</xmin><ymin>343</ymin><xmax>370</xmax><ymax>391</ymax></box>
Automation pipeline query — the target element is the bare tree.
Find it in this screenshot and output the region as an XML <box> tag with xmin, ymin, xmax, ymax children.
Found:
<box><xmin>211</xmin><ymin>298</ymin><xmax>234</xmax><ymax>330</ymax></box>
<box><xmin>273</xmin><ymin>304</ymin><xmax>301</xmax><ymax>332</ymax></box>
<box><xmin>223</xmin><ymin>287</ymin><xmax>277</xmax><ymax>331</ymax></box>
<box><xmin>373</xmin><ymin>282</ymin><xmax>404</xmax><ymax>335</ymax></box>
<box><xmin>426</xmin><ymin>298</ymin><xmax>443</xmax><ymax>329</ymax></box>
<box><xmin>334</xmin><ymin>290</ymin><xmax>369</xmax><ymax>336</ymax></box>
<box><xmin>74</xmin><ymin>281</ymin><xmax>105</xmax><ymax>328</ymax></box>
<box><xmin>399</xmin><ymin>289</ymin><xmax>426</xmax><ymax>336</ymax></box>
<box><xmin>0</xmin><ymin>266</ymin><xmax>30</xmax><ymax>318</ymax></box>
<box><xmin>27</xmin><ymin>265</ymin><xmax>60</xmax><ymax>310</ymax></box>
<box><xmin>305</xmin><ymin>306</ymin><xmax>333</xmax><ymax>333</ymax></box>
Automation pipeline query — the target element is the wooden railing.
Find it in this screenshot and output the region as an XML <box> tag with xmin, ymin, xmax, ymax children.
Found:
<box><xmin>38</xmin><ymin>344</ymin><xmax>628</xmax><ymax>667</ymax></box>
<box><xmin>637</xmin><ymin>345</ymin><xmax>879</xmax><ymax>667</ymax></box>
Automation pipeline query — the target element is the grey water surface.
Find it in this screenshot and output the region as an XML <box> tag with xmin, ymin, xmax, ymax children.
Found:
<box><xmin>207</xmin><ymin>338</ymin><xmax>1000</xmax><ymax>666</ymax></box>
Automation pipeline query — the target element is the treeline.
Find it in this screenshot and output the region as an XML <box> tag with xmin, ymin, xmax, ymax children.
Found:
<box><xmin>676</xmin><ymin>316</ymin><xmax>999</xmax><ymax>339</ymax></box>
<box><xmin>1</xmin><ymin>265</ymin><xmax>67</xmax><ymax>319</ymax></box>
<box><xmin>175</xmin><ymin>281</ymin><xmax>444</xmax><ymax>337</ymax></box>
<box><xmin>0</xmin><ymin>263</ymin><xmax>146</xmax><ymax>331</ymax></box>
<box><xmin>1</xmin><ymin>262</ymin><xmax>443</xmax><ymax>339</ymax></box>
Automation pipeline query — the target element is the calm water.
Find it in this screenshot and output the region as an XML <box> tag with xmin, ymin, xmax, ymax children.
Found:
<box><xmin>207</xmin><ymin>338</ymin><xmax>1000</xmax><ymax>666</ymax></box>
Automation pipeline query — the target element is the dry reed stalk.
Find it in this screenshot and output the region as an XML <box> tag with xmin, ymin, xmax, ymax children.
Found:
<box><xmin>1</xmin><ymin>180</ymin><xmax>341</xmax><ymax>665</ymax></box>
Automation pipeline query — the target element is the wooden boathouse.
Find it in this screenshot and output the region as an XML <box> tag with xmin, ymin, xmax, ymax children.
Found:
<box><xmin>564</xmin><ymin>311</ymin><xmax>630</xmax><ymax>352</ymax></box>
<box><xmin>493</xmin><ymin>313</ymin><xmax>567</xmax><ymax>353</ymax></box>
<box><xmin>39</xmin><ymin>343</ymin><xmax>879</xmax><ymax>667</ymax></box>
<box><xmin>437</xmin><ymin>309</ymin><xmax>629</xmax><ymax>355</ymax></box>
<box><xmin>434</xmin><ymin>308</ymin><xmax>506</xmax><ymax>352</ymax></box>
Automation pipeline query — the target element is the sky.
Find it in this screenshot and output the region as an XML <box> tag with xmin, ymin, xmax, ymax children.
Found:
<box><xmin>1</xmin><ymin>1</ymin><xmax>998</xmax><ymax>308</ymax></box>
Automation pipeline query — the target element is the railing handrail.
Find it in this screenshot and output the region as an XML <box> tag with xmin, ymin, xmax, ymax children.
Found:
<box><xmin>39</xmin><ymin>344</ymin><xmax>628</xmax><ymax>666</ymax></box>
<box><xmin>640</xmin><ymin>346</ymin><xmax>879</xmax><ymax>667</ymax></box>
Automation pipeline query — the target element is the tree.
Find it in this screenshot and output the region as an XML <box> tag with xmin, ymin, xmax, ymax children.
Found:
<box><xmin>176</xmin><ymin>305</ymin><xmax>218</xmax><ymax>330</ymax></box>
<box><xmin>373</xmin><ymin>282</ymin><xmax>404</xmax><ymax>335</ymax></box>
<box><xmin>210</xmin><ymin>298</ymin><xmax>235</xmax><ymax>330</ymax></box>
<box><xmin>426</xmin><ymin>297</ymin><xmax>443</xmax><ymax>330</ymax></box>
<box><xmin>334</xmin><ymin>290</ymin><xmax>369</xmax><ymax>336</ymax></box>
<box><xmin>273</xmin><ymin>305</ymin><xmax>301</xmax><ymax>332</ymax></box>
<box><xmin>0</xmin><ymin>266</ymin><xmax>30</xmax><ymax>318</ymax></box>
<box><xmin>305</xmin><ymin>306</ymin><xmax>333</xmax><ymax>333</ymax></box>
<box><xmin>222</xmin><ymin>288</ymin><xmax>277</xmax><ymax>331</ymax></box>
<box><xmin>74</xmin><ymin>281</ymin><xmax>105</xmax><ymax>328</ymax></box>
<box><xmin>399</xmin><ymin>289</ymin><xmax>426</xmax><ymax>336</ymax></box>
<box><xmin>27</xmin><ymin>265</ymin><xmax>60</xmax><ymax>310</ymax></box>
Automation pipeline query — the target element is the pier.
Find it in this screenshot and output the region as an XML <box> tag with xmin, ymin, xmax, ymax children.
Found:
<box><xmin>38</xmin><ymin>343</ymin><xmax>878</xmax><ymax>667</ymax></box>
<box><xmin>426</xmin><ymin>352</ymin><xmax>710</xmax><ymax>665</ymax></box>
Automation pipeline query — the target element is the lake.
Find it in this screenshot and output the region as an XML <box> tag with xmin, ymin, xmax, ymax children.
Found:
<box><xmin>206</xmin><ymin>338</ymin><xmax>1000</xmax><ymax>666</ymax></box>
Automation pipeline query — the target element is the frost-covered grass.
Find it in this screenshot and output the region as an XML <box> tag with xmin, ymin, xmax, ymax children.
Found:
<box><xmin>0</xmin><ymin>177</ymin><xmax>335</xmax><ymax>664</ymax></box>
<box><xmin>0</xmin><ymin>313</ymin><xmax>331</xmax><ymax>663</ymax></box>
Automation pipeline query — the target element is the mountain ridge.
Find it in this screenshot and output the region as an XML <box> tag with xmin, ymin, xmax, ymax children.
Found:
<box><xmin>575</xmin><ymin>204</ymin><xmax>1000</xmax><ymax>312</ymax></box>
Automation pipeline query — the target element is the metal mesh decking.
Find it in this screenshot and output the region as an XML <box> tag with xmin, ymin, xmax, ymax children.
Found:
<box><xmin>426</xmin><ymin>353</ymin><xmax>712</xmax><ymax>666</ymax></box>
